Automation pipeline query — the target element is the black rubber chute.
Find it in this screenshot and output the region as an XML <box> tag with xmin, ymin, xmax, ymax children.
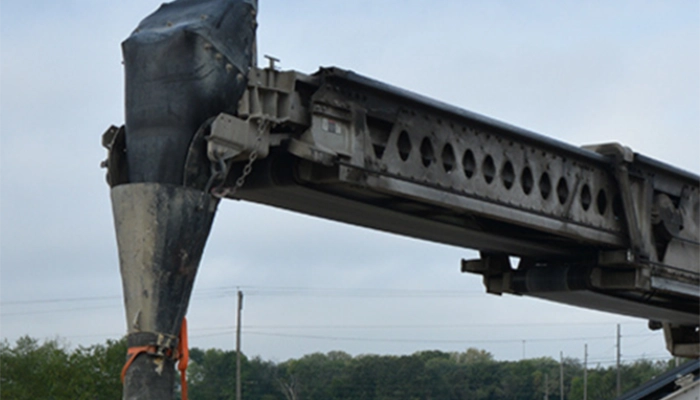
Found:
<box><xmin>123</xmin><ymin>0</ymin><xmax>256</xmax><ymax>184</ymax></box>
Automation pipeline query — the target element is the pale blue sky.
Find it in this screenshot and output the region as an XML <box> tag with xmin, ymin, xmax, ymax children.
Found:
<box><xmin>1</xmin><ymin>0</ymin><xmax>698</xmax><ymax>364</ymax></box>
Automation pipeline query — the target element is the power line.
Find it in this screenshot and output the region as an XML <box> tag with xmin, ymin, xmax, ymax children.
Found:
<box><xmin>0</xmin><ymin>304</ymin><xmax>122</xmax><ymax>316</ymax></box>
<box><xmin>0</xmin><ymin>295</ymin><xmax>121</xmax><ymax>305</ymax></box>
<box><xmin>14</xmin><ymin>323</ymin><xmax>662</xmax><ymax>346</ymax></box>
<box><xmin>21</xmin><ymin>329</ymin><xmax>622</xmax><ymax>343</ymax></box>
<box><xmin>0</xmin><ymin>285</ymin><xmax>485</xmax><ymax>306</ymax></box>
<box><xmin>58</xmin><ymin>321</ymin><xmax>649</xmax><ymax>334</ymax></box>
<box><xmin>196</xmin><ymin>287</ymin><xmax>487</xmax><ymax>299</ymax></box>
<box><xmin>235</xmin><ymin>321</ymin><xmax>649</xmax><ymax>330</ymax></box>
<box><xmin>230</xmin><ymin>331</ymin><xmax>657</xmax><ymax>345</ymax></box>
<box><xmin>2</xmin><ymin>284</ymin><xmax>662</xmax><ymax>359</ymax></box>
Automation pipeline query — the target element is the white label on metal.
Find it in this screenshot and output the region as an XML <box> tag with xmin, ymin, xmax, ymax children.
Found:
<box><xmin>322</xmin><ymin>118</ymin><xmax>342</xmax><ymax>135</ymax></box>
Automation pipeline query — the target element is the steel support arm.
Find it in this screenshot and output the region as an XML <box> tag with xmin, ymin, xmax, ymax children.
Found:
<box><xmin>199</xmin><ymin>65</ymin><xmax>699</xmax><ymax>357</ymax></box>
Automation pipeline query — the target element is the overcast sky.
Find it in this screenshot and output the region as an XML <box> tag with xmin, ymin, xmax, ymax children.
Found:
<box><xmin>1</xmin><ymin>0</ymin><xmax>698</xmax><ymax>366</ymax></box>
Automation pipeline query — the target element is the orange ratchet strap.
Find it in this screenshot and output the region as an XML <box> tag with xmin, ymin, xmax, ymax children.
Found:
<box><xmin>120</xmin><ymin>317</ymin><xmax>189</xmax><ymax>400</ymax></box>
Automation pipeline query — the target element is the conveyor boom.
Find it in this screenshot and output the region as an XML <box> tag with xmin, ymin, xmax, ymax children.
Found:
<box><xmin>201</xmin><ymin>66</ymin><xmax>700</xmax><ymax>357</ymax></box>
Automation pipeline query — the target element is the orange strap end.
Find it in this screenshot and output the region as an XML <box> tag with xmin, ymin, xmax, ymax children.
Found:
<box><xmin>178</xmin><ymin>317</ymin><xmax>189</xmax><ymax>400</ymax></box>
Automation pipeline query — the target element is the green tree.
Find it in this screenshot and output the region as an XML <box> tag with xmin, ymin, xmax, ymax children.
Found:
<box><xmin>69</xmin><ymin>337</ymin><xmax>127</xmax><ymax>398</ymax></box>
<box><xmin>0</xmin><ymin>335</ymin><xmax>126</xmax><ymax>400</ymax></box>
<box><xmin>1</xmin><ymin>336</ymin><xmax>682</xmax><ymax>400</ymax></box>
<box><xmin>188</xmin><ymin>348</ymin><xmax>243</xmax><ymax>400</ymax></box>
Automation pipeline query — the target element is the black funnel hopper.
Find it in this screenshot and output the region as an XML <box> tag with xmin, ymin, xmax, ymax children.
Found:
<box><xmin>110</xmin><ymin>0</ymin><xmax>256</xmax><ymax>398</ymax></box>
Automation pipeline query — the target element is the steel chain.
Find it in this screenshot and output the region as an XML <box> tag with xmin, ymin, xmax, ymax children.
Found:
<box><xmin>210</xmin><ymin>116</ymin><xmax>269</xmax><ymax>199</ymax></box>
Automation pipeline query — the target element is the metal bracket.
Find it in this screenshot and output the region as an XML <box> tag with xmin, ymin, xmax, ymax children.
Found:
<box><xmin>237</xmin><ymin>67</ymin><xmax>309</xmax><ymax>126</ymax></box>
<box><xmin>664</xmin><ymin>323</ymin><xmax>700</xmax><ymax>359</ymax></box>
<box><xmin>585</xmin><ymin>142</ymin><xmax>651</xmax><ymax>260</ymax></box>
<box><xmin>461</xmin><ymin>254</ymin><xmax>514</xmax><ymax>295</ymax></box>
<box><xmin>101</xmin><ymin>125</ymin><xmax>128</xmax><ymax>187</ymax></box>
<box><xmin>206</xmin><ymin>113</ymin><xmax>270</xmax><ymax>163</ymax></box>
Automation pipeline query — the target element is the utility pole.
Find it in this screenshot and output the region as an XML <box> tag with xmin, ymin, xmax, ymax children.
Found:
<box><xmin>522</xmin><ymin>340</ymin><xmax>526</xmax><ymax>360</ymax></box>
<box><xmin>560</xmin><ymin>351</ymin><xmax>564</xmax><ymax>400</ymax></box>
<box><xmin>236</xmin><ymin>290</ymin><xmax>244</xmax><ymax>400</ymax></box>
<box><xmin>583</xmin><ymin>344</ymin><xmax>588</xmax><ymax>400</ymax></box>
<box><xmin>544</xmin><ymin>373</ymin><xmax>549</xmax><ymax>400</ymax></box>
<box><xmin>616</xmin><ymin>324</ymin><xmax>621</xmax><ymax>397</ymax></box>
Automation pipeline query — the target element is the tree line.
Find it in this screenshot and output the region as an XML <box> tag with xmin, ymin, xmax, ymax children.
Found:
<box><xmin>0</xmin><ymin>335</ymin><xmax>679</xmax><ymax>400</ymax></box>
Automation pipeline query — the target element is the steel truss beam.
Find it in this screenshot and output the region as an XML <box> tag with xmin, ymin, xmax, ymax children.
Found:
<box><xmin>204</xmin><ymin>66</ymin><xmax>700</xmax><ymax>357</ymax></box>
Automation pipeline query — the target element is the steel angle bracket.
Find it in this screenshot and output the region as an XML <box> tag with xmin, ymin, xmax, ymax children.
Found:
<box><xmin>211</xmin><ymin>66</ymin><xmax>315</xmax><ymax>164</ymax></box>
<box><xmin>461</xmin><ymin>254</ymin><xmax>517</xmax><ymax>296</ymax></box>
<box><xmin>207</xmin><ymin>113</ymin><xmax>271</xmax><ymax>163</ymax></box>
<box><xmin>584</xmin><ymin>143</ymin><xmax>651</xmax><ymax>259</ymax></box>
<box><xmin>101</xmin><ymin>125</ymin><xmax>129</xmax><ymax>187</ymax></box>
